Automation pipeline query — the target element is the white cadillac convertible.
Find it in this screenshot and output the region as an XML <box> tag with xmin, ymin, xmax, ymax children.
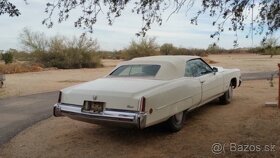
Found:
<box><xmin>54</xmin><ymin>56</ymin><xmax>241</xmax><ymax>132</ymax></box>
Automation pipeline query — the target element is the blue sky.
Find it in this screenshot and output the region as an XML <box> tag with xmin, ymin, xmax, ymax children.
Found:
<box><xmin>0</xmin><ymin>0</ymin><xmax>264</xmax><ymax>51</ymax></box>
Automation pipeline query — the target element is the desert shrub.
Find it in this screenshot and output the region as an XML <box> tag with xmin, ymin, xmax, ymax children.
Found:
<box><xmin>50</xmin><ymin>36</ymin><xmax>101</xmax><ymax>69</ymax></box>
<box><xmin>171</xmin><ymin>47</ymin><xmax>190</xmax><ymax>55</ymax></box>
<box><xmin>206</xmin><ymin>43</ymin><xmax>226</xmax><ymax>54</ymax></box>
<box><xmin>12</xmin><ymin>51</ymin><xmax>32</xmax><ymax>61</ymax></box>
<box><xmin>260</xmin><ymin>37</ymin><xmax>280</xmax><ymax>57</ymax></box>
<box><xmin>3</xmin><ymin>49</ymin><xmax>33</xmax><ymax>61</ymax></box>
<box><xmin>39</xmin><ymin>48</ymin><xmax>101</xmax><ymax>69</ymax></box>
<box><xmin>247</xmin><ymin>47</ymin><xmax>263</xmax><ymax>54</ymax></box>
<box><xmin>262</xmin><ymin>47</ymin><xmax>280</xmax><ymax>57</ymax></box>
<box><xmin>159</xmin><ymin>45</ymin><xmax>208</xmax><ymax>56</ymax></box>
<box><xmin>160</xmin><ymin>43</ymin><xmax>175</xmax><ymax>55</ymax></box>
<box><xmin>97</xmin><ymin>51</ymin><xmax>111</xmax><ymax>59</ymax></box>
<box><xmin>19</xmin><ymin>28</ymin><xmax>102</xmax><ymax>69</ymax></box>
<box><xmin>122</xmin><ymin>37</ymin><xmax>159</xmax><ymax>60</ymax></box>
<box><xmin>97</xmin><ymin>50</ymin><xmax>124</xmax><ymax>59</ymax></box>
<box><xmin>19</xmin><ymin>27</ymin><xmax>49</xmax><ymax>52</ymax></box>
<box><xmin>1</xmin><ymin>52</ymin><xmax>14</xmax><ymax>64</ymax></box>
<box><xmin>112</xmin><ymin>50</ymin><xmax>123</xmax><ymax>59</ymax></box>
<box><xmin>189</xmin><ymin>49</ymin><xmax>208</xmax><ymax>56</ymax></box>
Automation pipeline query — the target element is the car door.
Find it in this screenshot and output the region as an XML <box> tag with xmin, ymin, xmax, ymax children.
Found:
<box><xmin>185</xmin><ymin>59</ymin><xmax>223</xmax><ymax>104</ymax></box>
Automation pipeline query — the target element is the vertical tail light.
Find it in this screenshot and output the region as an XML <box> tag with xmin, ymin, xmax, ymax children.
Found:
<box><xmin>58</xmin><ymin>91</ymin><xmax>62</xmax><ymax>103</ymax></box>
<box><xmin>139</xmin><ymin>97</ymin><xmax>146</xmax><ymax>112</ymax></box>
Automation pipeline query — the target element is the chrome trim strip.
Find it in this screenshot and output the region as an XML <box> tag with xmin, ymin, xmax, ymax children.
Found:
<box><xmin>53</xmin><ymin>103</ymin><xmax>147</xmax><ymax>129</ymax></box>
<box><xmin>105</xmin><ymin>108</ymin><xmax>138</xmax><ymax>113</ymax></box>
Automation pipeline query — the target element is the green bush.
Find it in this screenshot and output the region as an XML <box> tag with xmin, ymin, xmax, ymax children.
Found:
<box><xmin>1</xmin><ymin>52</ymin><xmax>14</xmax><ymax>64</ymax></box>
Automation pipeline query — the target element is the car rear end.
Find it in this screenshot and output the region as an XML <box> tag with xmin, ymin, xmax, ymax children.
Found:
<box><xmin>53</xmin><ymin>90</ymin><xmax>149</xmax><ymax>128</ymax></box>
<box><xmin>53</xmin><ymin>78</ymin><xmax>168</xmax><ymax>129</ymax></box>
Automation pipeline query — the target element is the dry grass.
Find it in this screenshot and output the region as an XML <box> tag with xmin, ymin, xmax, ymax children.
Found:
<box><xmin>0</xmin><ymin>59</ymin><xmax>118</xmax><ymax>75</ymax></box>
<box><xmin>0</xmin><ymin>63</ymin><xmax>43</xmax><ymax>74</ymax></box>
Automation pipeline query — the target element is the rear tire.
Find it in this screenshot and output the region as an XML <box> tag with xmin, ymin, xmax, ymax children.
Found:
<box><xmin>167</xmin><ymin>111</ymin><xmax>186</xmax><ymax>132</ymax></box>
<box><xmin>219</xmin><ymin>84</ymin><xmax>233</xmax><ymax>105</ymax></box>
<box><xmin>0</xmin><ymin>81</ymin><xmax>3</xmax><ymax>88</ymax></box>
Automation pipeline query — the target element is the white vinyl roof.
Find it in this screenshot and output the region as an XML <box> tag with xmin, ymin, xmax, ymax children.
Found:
<box><xmin>131</xmin><ymin>55</ymin><xmax>199</xmax><ymax>63</ymax></box>
<box><xmin>111</xmin><ymin>55</ymin><xmax>201</xmax><ymax>80</ymax></box>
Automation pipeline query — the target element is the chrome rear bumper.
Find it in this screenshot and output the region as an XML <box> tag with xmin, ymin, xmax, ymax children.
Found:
<box><xmin>53</xmin><ymin>103</ymin><xmax>147</xmax><ymax>129</ymax></box>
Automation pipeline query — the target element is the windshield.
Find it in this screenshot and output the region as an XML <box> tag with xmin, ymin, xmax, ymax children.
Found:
<box><xmin>109</xmin><ymin>65</ymin><xmax>161</xmax><ymax>77</ymax></box>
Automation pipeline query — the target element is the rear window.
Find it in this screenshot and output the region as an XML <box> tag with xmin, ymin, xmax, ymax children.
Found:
<box><xmin>109</xmin><ymin>65</ymin><xmax>161</xmax><ymax>77</ymax></box>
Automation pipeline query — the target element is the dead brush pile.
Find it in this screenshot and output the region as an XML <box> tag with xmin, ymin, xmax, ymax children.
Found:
<box><xmin>0</xmin><ymin>63</ymin><xmax>43</xmax><ymax>74</ymax></box>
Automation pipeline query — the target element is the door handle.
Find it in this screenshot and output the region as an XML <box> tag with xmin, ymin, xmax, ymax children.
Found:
<box><xmin>200</xmin><ymin>80</ymin><xmax>205</xmax><ymax>84</ymax></box>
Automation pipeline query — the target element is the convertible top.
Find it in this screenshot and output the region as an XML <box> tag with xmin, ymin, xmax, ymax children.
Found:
<box><xmin>111</xmin><ymin>55</ymin><xmax>200</xmax><ymax>80</ymax></box>
<box><xmin>132</xmin><ymin>55</ymin><xmax>199</xmax><ymax>64</ymax></box>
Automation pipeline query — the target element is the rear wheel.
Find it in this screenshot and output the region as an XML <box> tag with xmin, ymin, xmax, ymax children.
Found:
<box><xmin>0</xmin><ymin>81</ymin><xmax>3</xmax><ymax>88</ymax></box>
<box><xmin>219</xmin><ymin>83</ymin><xmax>233</xmax><ymax>105</ymax></box>
<box><xmin>167</xmin><ymin>111</ymin><xmax>186</xmax><ymax>132</ymax></box>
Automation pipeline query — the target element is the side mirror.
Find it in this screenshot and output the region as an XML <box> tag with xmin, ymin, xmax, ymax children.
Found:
<box><xmin>212</xmin><ymin>67</ymin><xmax>218</xmax><ymax>74</ymax></box>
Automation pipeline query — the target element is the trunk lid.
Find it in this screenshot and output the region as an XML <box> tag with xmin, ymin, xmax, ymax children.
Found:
<box><xmin>61</xmin><ymin>77</ymin><xmax>167</xmax><ymax>111</ymax></box>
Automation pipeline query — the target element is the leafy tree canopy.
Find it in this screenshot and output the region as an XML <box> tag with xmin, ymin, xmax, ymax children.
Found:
<box><xmin>2</xmin><ymin>0</ymin><xmax>280</xmax><ymax>45</ymax></box>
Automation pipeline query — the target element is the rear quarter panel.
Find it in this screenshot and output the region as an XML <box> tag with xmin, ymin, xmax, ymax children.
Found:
<box><xmin>136</xmin><ymin>78</ymin><xmax>201</xmax><ymax>127</ymax></box>
<box><xmin>220</xmin><ymin>68</ymin><xmax>241</xmax><ymax>91</ymax></box>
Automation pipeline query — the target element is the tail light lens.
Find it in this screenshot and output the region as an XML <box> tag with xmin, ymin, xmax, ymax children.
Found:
<box><xmin>139</xmin><ymin>97</ymin><xmax>146</xmax><ymax>112</ymax></box>
<box><xmin>58</xmin><ymin>91</ymin><xmax>62</xmax><ymax>103</ymax></box>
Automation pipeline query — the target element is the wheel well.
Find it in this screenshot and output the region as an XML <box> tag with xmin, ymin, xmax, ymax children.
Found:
<box><xmin>231</xmin><ymin>78</ymin><xmax>237</xmax><ymax>89</ymax></box>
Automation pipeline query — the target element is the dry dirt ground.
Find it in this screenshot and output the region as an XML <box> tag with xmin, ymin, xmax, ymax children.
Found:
<box><xmin>0</xmin><ymin>60</ymin><xmax>120</xmax><ymax>98</ymax></box>
<box><xmin>208</xmin><ymin>54</ymin><xmax>280</xmax><ymax>73</ymax></box>
<box><xmin>1</xmin><ymin>80</ymin><xmax>280</xmax><ymax>158</ymax></box>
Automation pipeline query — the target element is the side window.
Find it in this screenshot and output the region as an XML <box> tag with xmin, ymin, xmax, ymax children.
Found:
<box><xmin>112</xmin><ymin>65</ymin><xmax>131</xmax><ymax>76</ymax></box>
<box><xmin>129</xmin><ymin>65</ymin><xmax>142</xmax><ymax>76</ymax></box>
<box><xmin>185</xmin><ymin>61</ymin><xmax>194</xmax><ymax>77</ymax></box>
<box><xmin>185</xmin><ymin>59</ymin><xmax>213</xmax><ymax>77</ymax></box>
<box><xmin>110</xmin><ymin>65</ymin><xmax>161</xmax><ymax>77</ymax></box>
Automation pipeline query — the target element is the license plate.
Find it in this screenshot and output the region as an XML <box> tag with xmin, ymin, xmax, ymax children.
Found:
<box><xmin>82</xmin><ymin>101</ymin><xmax>104</xmax><ymax>113</ymax></box>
